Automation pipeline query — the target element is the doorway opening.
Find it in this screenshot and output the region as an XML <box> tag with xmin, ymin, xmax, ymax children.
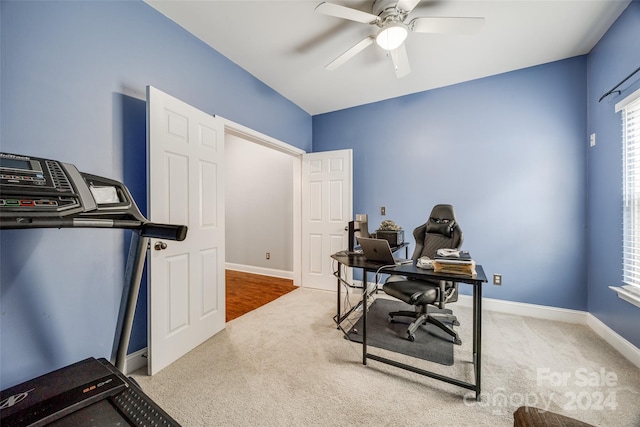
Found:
<box><xmin>221</xmin><ymin>119</ymin><xmax>304</xmax><ymax>321</ymax></box>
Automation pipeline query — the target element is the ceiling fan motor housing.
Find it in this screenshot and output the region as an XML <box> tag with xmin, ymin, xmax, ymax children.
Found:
<box><xmin>373</xmin><ymin>0</ymin><xmax>411</xmax><ymax>25</ymax></box>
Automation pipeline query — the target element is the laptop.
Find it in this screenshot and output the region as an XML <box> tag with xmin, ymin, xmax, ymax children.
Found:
<box><xmin>357</xmin><ymin>237</ymin><xmax>412</xmax><ymax>265</ymax></box>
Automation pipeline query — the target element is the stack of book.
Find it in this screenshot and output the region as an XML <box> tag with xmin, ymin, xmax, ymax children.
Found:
<box><xmin>433</xmin><ymin>249</ymin><xmax>476</xmax><ymax>277</ymax></box>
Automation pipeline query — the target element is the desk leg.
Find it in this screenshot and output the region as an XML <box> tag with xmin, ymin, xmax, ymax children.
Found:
<box><xmin>362</xmin><ymin>270</ymin><xmax>368</xmax><ymax>365</ymax></box>
<box><xmin>336</xmin><ymin>264</ymin><xmax>341</xmax><ymax>328</ymax></box>
<box><xmin>474</xmin><ymin>283</ymin><xmax>482</xmax><ymax>400</ymax></box>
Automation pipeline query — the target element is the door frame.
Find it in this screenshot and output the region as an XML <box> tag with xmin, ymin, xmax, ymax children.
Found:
<box><xmin>218</xmin><ymin>117</ymin><xmax>305</xmax><ymax>286</ymax></box>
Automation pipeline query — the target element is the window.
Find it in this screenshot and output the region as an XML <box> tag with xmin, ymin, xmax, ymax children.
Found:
<box><xmin>612</xmin><ymin>88</ymin><xmax>640</xmax><ymax>308</ymax></box>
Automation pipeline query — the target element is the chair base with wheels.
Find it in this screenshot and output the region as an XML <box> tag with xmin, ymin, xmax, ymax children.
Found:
<box><xmin>383</xmin><ymin>279</ymin><xmax>462</xmax><ymax>345</ymax></box>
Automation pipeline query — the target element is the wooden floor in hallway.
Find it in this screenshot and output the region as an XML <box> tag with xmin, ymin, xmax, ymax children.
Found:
<box><xmin>225</xmin><ymin>270</ymin><xmax>297</xmax><ymax>322</ymax></box>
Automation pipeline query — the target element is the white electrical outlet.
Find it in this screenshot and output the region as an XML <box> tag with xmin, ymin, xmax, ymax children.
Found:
<box><xmin>493</xmin><ymin>274</ymin><xmax>502</xmax><ymax>285</ymax></box>
<box><xmin>590</xmin><ymin>133</ymin><xmax>596</xmax><ymax>147</ymax></box>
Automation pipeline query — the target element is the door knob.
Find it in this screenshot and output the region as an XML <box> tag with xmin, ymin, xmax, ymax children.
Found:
<box><xmin>154</xmin><ymin>241</ymin><xmax>168</xmax><ymax>251</ymax></box>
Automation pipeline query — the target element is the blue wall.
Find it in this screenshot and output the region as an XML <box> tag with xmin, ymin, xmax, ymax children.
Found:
<box><xmin>0</xmin><ymin>0</ymin><xmax>311</xmax><ymax>389</ymax></box>
<box><xmin>314</xmin><ymin>57</ymin><xmax>589</xmax><ymax>309</ymax></box>
<box><xmin>2</xmin><ymin>0</ymin><xmax>639</xmax><ymax>391</ymax></box>
<box><xmin>586</xmin><ymin>1</ymin><xmax>640</xmax><ymax>347</ymax></box>
<box><xmin>313</xmin><ymin>1</ymin><xmax>640</xmax><ymax>350</ymax></box>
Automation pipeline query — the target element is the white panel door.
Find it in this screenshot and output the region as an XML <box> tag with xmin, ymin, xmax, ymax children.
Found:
<box><xmin>147</xmin><ymin>86</ymin><xmax>225</xmax><ymax>375</ymax></box>
<box><xmin>301</xmin><ymin>150</ymin><xmax>352</xmax><ymax>290</ymax></box>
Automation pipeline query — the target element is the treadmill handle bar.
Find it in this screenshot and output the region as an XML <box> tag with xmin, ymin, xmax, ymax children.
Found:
<box><xmin>142</xmin><ymin>223</ymin><xmax>188</xmax><ymax>241</ymax></box>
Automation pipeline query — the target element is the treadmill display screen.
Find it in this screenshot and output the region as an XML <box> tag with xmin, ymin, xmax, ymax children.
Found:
<box><xmin>0</xmin><ymin>158</ymin><xmax>32</xmax><ymax>171</ymax></box>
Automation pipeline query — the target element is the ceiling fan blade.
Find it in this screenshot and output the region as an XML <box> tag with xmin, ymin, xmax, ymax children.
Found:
<box><xmin>389</xmin><ymin>44</ymin><xmax>411</xmax><ymax>78</ymax></box>
<box><xmin>410</xmin><ymin>16</ymin><xmax>485</xmax><ymax>34</ymax></box>
<box><xmin>315</xmin><ymin>2</ymin><xmax>380</xmax><ymax>24</ymax></box>
<box><xmin>396</xmin><ymin>0</ymin><xmax>422</xmax><ymax>14</ymax></box>
<box><xmin>325</xmin><ymin>36</ymin><xmax>375</xmax><ymax>71</ymax></box>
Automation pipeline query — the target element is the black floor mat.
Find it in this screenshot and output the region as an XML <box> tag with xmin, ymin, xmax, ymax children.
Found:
<box><xmin>345</xmin><ymin>298</ymin><xmax>455</xmax><ymax>366</ymax></box>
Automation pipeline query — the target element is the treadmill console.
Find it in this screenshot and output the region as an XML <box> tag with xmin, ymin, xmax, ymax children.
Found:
<box><xmin>0</xmin><ymin>152</ymin><xmax>94</xmax><ymax>218</ymax></box>
<box><xmin>0</xmin><ymin>152</ymin><xmax>187</xmax><ymax>240</ymax></box>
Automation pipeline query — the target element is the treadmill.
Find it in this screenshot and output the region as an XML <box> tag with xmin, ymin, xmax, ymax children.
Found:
<box><xmin>0</xmin><ymin>152</ymin><xmax>184</xmax><ymax>426</ymax></box>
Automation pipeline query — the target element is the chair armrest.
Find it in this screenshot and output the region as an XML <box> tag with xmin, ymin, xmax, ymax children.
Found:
<box><xmin>437</xmin><ymin>280</ymin><xmax>459</xmax><ymax>308</ymax></box>
<box><xmin>386</xmin><ymin>275</ymin><xmax>407</xmax><ymax>283</ymax></box>
<box><xmin>437</xmin><ymin>280</ymin><xmax>447</xmax><ymax>309</ymax></box>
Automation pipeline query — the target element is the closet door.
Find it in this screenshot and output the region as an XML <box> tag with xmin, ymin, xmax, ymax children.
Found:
<box><xmin>301</xmin><ymin>149</ymin><xmax>353</xmax><ymax>291</ymax></box>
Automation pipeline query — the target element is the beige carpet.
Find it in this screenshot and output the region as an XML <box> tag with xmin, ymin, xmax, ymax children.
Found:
<box><xmin>131</xmin><ymin>288</ymin><xmax>640</xmax><ymax>426</ymax></box>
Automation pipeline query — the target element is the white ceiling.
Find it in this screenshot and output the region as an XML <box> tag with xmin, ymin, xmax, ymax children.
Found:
<box><xmin>145</xmin><ymin>0</ymin><xmax>630</xmax><ymax>115</ymax></box>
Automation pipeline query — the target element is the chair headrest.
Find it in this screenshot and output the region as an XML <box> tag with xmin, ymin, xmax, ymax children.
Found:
<box><xmin>425</xmin><ymin>204</ymin><xmax>457</xmax><ymax>237</ymax></box>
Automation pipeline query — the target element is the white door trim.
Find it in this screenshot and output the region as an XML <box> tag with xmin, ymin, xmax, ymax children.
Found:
<box><xmin>218</xmin><ymin>118</ymin><xmax>305</xmax><ymax>156</ymax></box>
<box><xmin>218</xmin><ymin>116</ymin><xmax>305</xmax><ymax>287</ymax></box>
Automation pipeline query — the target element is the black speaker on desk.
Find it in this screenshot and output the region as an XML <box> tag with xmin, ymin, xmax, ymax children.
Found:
<box><xmin>347</xmin><ymin>214</ymin><xmax>369</xmax><ymax>253</ymax></box>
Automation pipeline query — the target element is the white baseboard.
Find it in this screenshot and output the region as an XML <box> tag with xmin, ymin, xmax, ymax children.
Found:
<box><xmin>454</xmin><ymin>294</ymin><xmax>588</xmax><ymax>324</ymax></box>
<box><xmin>225</xmin><ymin>263</ymin><xmax>295</xmax><ymax>281</ymax></box>
<box><xmin>123</xmin><ymin>347</ymin><xmax>147</xmax><ymax>375</ymax></box>
<box><xmin>586</xmin><ymin>313</ymin><xmax>640</xmax><ymax>369</ymax></box>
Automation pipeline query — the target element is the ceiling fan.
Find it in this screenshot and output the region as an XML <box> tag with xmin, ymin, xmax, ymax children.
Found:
<box><xmin>315</xmin><ymin>0</ymin><xmax>485</xmax><ymax>78</ymax></box>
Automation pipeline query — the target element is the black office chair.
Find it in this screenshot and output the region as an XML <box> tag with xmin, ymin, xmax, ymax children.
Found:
<box><xmin>382</xmin><ymin>204</ymin><xmax>463</xmax><ymax>344</ymax></box>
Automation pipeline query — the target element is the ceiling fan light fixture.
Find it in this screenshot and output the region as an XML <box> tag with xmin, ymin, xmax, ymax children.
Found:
<box><xmin>375</xmin><ymin>22</ymin><xmax>408</xmax><ymax>51</ymax></box>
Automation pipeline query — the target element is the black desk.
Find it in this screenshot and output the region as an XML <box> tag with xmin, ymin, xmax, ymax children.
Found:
<box><xmin>331</xmin><ymin>253</ymin><xmax>487</xmax><ymax>400</ymax></box>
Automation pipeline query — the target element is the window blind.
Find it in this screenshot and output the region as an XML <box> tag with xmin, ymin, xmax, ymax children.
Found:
<box><xmin>622</xmin><ymin>95</ymin><xmax>640</xmax><ymax>293</ymax></box>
